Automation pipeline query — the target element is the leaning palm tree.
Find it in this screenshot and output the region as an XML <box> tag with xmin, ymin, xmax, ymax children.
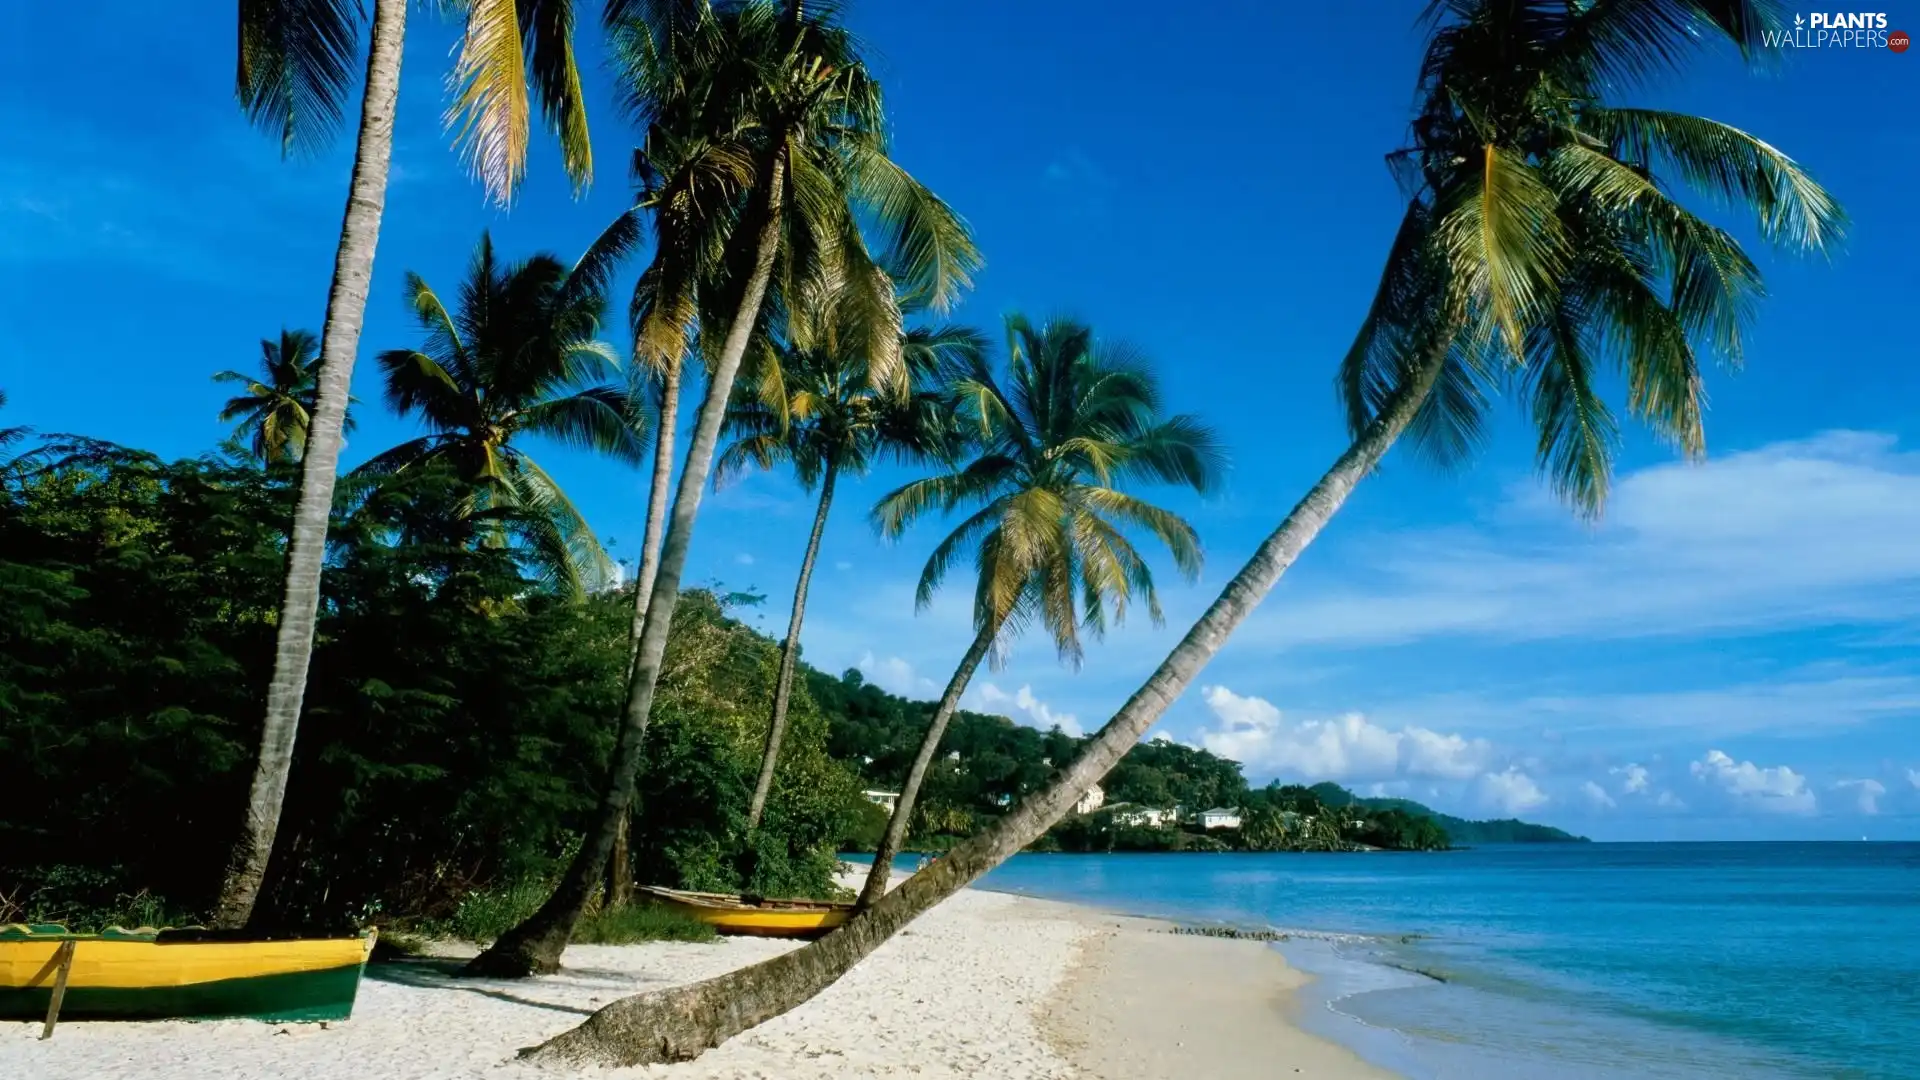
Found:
<box><xmin>517</xmin><ymin>0</ymin><xmax>1843</xmax><ymax>1064</ymax></box>
<box><xmin>719</xmin><ymin>301</ymin><xmax>986</xmax><ymax>831</ymax></box>
<box><xmin>468</xmin><ymin>0</ymin><xmax>979</xmax><ymax>977</ymax></box>
<box><xmin>357</xmin><ymin>231</ymin><xmax>647</xmax><ymax>597</ymax></box>
<box><xmin>856</xmin><ymin>315</ymin><xmax>1222</xmax><ymax>906</ymax></box>
<box><xmin>212</xmin><ymin>329</ymin><xmax>357</xmax><ymax>463</ymax></box>
<box><xmin>219</xmin><ymin>0</ymin><xmax>602</xmax><ymax>927</ymax></box>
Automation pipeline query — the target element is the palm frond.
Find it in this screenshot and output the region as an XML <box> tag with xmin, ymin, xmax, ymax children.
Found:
<box><xmin>515</xmin><ymin>384</ymin><xmax>651</xmax><ymax>466</ymax></box>
<box><xmin>1587</xmin><ymin>107</ymin><xmax>1845</xmax><ymax>253</ymax></box>
<box><xmin>446</xmin><ymin>0</ymin><xmax>532</xmax><ymax>205</ymax></box>
<box><xmin>523</xmin><ymin>0</ymin><xmax>596</xmax><ymax>193</ymax></box>
<box><xmin>843</xmin><ymin>141</ymin><xmax>982</xmax><ymax>315</ymax></box>
<box><xmin>236</xmin><ymin>0</ymin><xmax>361</xmax><ymax>156</ymax></box>
<box><xmin>1436</xmin><ymin>145</ymin><xmax>1568</xmax><ymax>359</ymax></box>
<box><xmin>1525</xmin><ymin>300</ymin><xmax>1619</xmax><ymax>516</ymax></box>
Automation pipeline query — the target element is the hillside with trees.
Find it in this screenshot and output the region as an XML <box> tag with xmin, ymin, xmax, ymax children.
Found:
<box><xmin>808</xmin><ymin>668</ymin><xmax>1586</xmax><ymax>853</ymax></box>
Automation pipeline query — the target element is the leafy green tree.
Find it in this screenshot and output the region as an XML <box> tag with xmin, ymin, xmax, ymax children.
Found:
<box><xmin>0</xmin><ymin>444</ymin><xmax>859</xmax><ymax>928</ymax></box>
<box><xmin>516</xmin><ymin>3</ymin><xmax>1843</xmax><ymax>1065</ymax></box>
<box><xmin>222</xmin><ymin>0</ymin><xmax>602</xmax><ymax>927</ymax></box>
<box><xmin>475</xmin><ymin>0</ymin><xmax>980</xmax><ymax>978</ymax></box>
<box><xmin>857</xmin><ymin>314</ymin><xmax>1223</xmax><ymax>907</ymax></box>
<box><xmin>718</xmin><ymin>307</ymin><xmax>984</xmax><ymax>830</ymax></box>
<box><xmin>360</xmin><ymin>230</ymin><xmax>646</xmax><ymax>597</ymax></box>
<box><xmin>212</xmin><ymin>329</ymin><xmax>357</xmax><ymax>463</ymax></box>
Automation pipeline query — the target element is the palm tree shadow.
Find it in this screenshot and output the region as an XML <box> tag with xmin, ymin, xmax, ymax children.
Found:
<box><xmin>366</xmin><ymin>959</ymin><xmax>594</xmax><ymax>1016</ymax></box>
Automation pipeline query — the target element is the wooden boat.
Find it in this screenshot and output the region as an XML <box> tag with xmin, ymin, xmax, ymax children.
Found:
<box><xmin>636</xmin><ymin>886</ymin><xmax>853</xmax><ymax>939</ymax></box>
<box><xmin>0</xmin><ymin>923</ymin><xmax>376</xmax><ymax>1023</ymax></box>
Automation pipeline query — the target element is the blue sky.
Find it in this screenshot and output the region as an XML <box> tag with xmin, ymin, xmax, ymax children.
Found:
<box><xmin>3</xmin><ymin>2</ymin><xmax>1916</xmax><ymax>840</ymax></box>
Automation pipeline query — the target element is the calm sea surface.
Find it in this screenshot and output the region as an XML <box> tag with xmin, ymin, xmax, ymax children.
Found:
<box><xmin>969</xmin><ymin>844</ymin><xmax>1920</xmax><ymax>1079</ymax></box>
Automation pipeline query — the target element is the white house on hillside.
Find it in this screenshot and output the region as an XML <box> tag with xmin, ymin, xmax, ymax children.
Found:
<box><xmin>1111</xmin><ymin>805</ymin><xmax>1177</xmax><ymax>828</ymax></box>
<box><xmin>1199</xmin><ymin>807</ymin><xmax>1242</xmax><ymax>830</ymax></box>
<box><xmin>863</xmin><ymin>790</ymin><xmax>900</xmax><ymax>814</ymax></box>
<box><xmin>1073</xmin><ymin>783</ymin><xmax>1105</xmax><ymax>816</ymax></box>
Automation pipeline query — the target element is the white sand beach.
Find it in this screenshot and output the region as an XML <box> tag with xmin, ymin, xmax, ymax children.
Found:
<box><xmin>4</xmin><ymin>877</ymin><xmax>1388</xmax><ymax>1079</ymax></box>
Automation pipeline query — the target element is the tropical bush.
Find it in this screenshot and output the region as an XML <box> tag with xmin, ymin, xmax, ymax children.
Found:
<box><xmin>0</xmin><ymin>446</ymin><xmax>865</xmax><ymax>929</ymax></box>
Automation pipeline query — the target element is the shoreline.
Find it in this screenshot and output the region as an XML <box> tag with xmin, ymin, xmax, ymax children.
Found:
<box><xmin>1039</xmin><ymin>904</ymin><xmax>1395</xmax><ymax>1079</ymax></box>
<box><xmin>4</xmin><ymin>873</ymin><xmax>1393</xmax><ymax>1079</ymax></box>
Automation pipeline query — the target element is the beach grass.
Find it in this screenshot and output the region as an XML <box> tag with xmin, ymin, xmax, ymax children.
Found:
<box><xmin>421</xmin><ymin>882</ymin><xmax>715</xmax><ymax>945</ymax></box>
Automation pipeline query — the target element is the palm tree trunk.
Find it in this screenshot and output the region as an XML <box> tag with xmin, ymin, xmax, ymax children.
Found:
<box><xmin>745</xmin><ymin>464</ymin><xmax>838</xmax><ymax>830</ymax></box>
<box><xmin>625</xmin><ymin>360</ymin><xmax>682</xmax><ymax>675</ymax></box>
<box><xmin>468</xmin><ymin>147</ymin><xmax>790</xmax><ymax>977</ymax></box>
<box><xmin>517</xmin><ymin>337</ymin><xmax>1453</xmax><ymax>1067</ymax></box>
<box><xmin>211</xmin><ymin>0</ymin><xmax>408</xmax><ymax>929</ymax></box>
<box><xmin>607</xmin><ymin>360</ymin><xmax>682</xmax><ymax>908</ymax></box>
<box><xmin>857</xmin><ymin>623</ymin><xmax>995</xmax><ymax>908</ymax></box>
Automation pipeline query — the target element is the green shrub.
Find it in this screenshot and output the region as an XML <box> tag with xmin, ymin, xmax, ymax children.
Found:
<box><xmin>0</xmin><ymin>865</ymin><xmax>195</xmax><ymax>932</ymax></box>
<box><xmin>571</xmin><ymin>903</ymin><xmax>716</xmax><ymax>944</ymax></box>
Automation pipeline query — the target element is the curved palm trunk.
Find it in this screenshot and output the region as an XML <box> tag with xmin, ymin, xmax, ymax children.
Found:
<box><xmin>856</xmin><ymin>623</ymin><xmax>995</xmax><ymax>908</ymax></box>
<box><xmin>468</xmin><ymin>149</ymin><xmax>789</xmax><ymax>977</ymax></box>
<box><xmin>518</xmin><ymin>342</ymin><xmax>1451</xmax><ymax>1067</ymax></box>
<box><xmin>608</xmin><ymin>360</ymin><xmax>683</xmax><ymax>908</ymax></box>
<box><xmin>212</xmin><ymin>0</ymin><xmax>408</xmax><ymax>929</ymax></box>
<box><xmin>745</xmin><ymin>465</ymin><xmax>837</xmax><ymax>829</ymax></box>
<box><xmin>626</xmin><ymin>361</ymin><xmax>683</xmax><ymax>672</ymax></box>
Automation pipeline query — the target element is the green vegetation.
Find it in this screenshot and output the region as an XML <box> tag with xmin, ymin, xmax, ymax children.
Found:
<box><xmin>1309</xmin><ymin>783</ymin><xmax>1588</xmax><ymax>846</ymax></box>
<box><xmin>808</xmin><ymin>670</ymin><xmax>1579</xmax><ymax>853</ymax></box>
<box><xmin>0</xmin><ymin>448</ymin><xmax>857</xmax><ymax>933</ymax></box>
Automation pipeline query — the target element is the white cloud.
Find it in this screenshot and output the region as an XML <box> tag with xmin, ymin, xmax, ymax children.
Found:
<box><xmin>1248</xmin><ymin>432</ymin><xmax>1920</xmax><ymax>650</ymax></box>
<box><xmin>977</xmin><ymin>683</ymin><xmax>1082</xmax><ymax>737</ymax></box>
<box><xmin>734</xmin><ymin>552</ymin><xmax>756</xmax><ymax>566</ymax></box>
<box><xmin>1612</xmin><ymin>763</ymin><xmax>1651</xmax><ymax>794</ymax></box>
<box><xmin>1196</xmin><ymin>686</ymin><xmax>1491</xmax><ymax>782</ymax></box>
<box><xmin>1908</xmin><ymin>768</ymin><xmax>1920</xmax><ymax>791</ymax></box>
<box><xmin>1580</xmin><ymin>780</ymin><xmax>1617</xmax><ymax>810</ymax></box>
<box><xmin>1654</xmin><ymin>790</ymin><xmax>1688</xmax><ymax>811</ymax></box>
<box><xmin>1336</xmin><ymin>674</ymin><xmax>1920</xmax><ymax>741</ymax></box>
<box><xmin>856</xmin><ymin>652</ymin><xmax>935</xmax><ymax>697</ymax></box>
<box><xmin>1476</xmin><ymin>768</ymin><xmax>1548</xmax><ymax>814</ymax></box>
<box><xmin>834</xmin><ymin>560</ymin><xmax>853</xmax><ymax>572</ymax></box>
<box><xmin>1690</xmin><ymin>750</ymin><xmax>1816</xmax><ymax>814</ymax></box>
<box><xmin>1836</xmin><ymin>779</ymin><xmax>1886</xmax><ymax>815</ymax></box>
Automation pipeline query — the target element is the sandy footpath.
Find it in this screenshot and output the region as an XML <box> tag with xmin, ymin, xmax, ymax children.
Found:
<box><xmin>4</xmin><ymin>876</ymin><xmax>1391</xmax><ymax>1079</ymax></box>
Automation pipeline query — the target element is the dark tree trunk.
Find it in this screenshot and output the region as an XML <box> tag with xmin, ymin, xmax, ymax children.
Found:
<box><xmin>212</xmin><ymin>0</ymin><xmax>408</xmax><ymax>929</ymax></box>
<box><xmin>857</xmin><ymin>624</ymin><xmax>995</xmax><ymax>908</ymax></box>
<box><xmin>518</xmin><ymin>340</ymin><xmax>1452</xmax><ymax>1066</ymax></box>
<box><xmin>746</xmin><ymin>465</ymin><xmax>837</xmax><ymax>830</ymax></box>
<box><xmin>466</xmin><ymin>147</ymin><xmax>789</xmax><ymax>978</ymax></box>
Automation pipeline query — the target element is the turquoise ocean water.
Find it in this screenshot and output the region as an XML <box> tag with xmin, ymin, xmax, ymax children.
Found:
<box><xmin>968</xmin><ymin>844</ymin><xmax>1920</xmax><ymax>1079</ymax></box>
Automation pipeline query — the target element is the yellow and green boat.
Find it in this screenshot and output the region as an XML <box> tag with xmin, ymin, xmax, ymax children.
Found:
<box><xmin>636</xmin><ymin>886</ymin><xmax>853</xmax><ymax>939</ymax></box>
<box><xmin>0</xmin><ymin>923</ymin><xmax>376</xmax><ymax>1023</ymax></box>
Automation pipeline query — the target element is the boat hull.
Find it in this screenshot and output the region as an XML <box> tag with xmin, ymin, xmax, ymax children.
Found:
<box><xmin>0</xmin><ymin>928</ymin><xmax>374</xmax><ymax>1022</ymax></box>
<box><xmin>637</xmin><ymin>887</ymin><xmax>852</xmax><ymax>940</ymax></box>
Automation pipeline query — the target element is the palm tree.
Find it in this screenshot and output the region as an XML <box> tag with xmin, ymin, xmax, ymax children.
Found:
<box><xmin>358</xmin><ymin>230</ymin><xmax>646</xmax><ymax>597</ymax></box>
<box><xmin>856</xmin><ymin>315</ymin><xmax>1222</xmax><ymax>906</ymax></box>
<box><xmin>213</xmin><ymin>329</ymin><xmax>357</xmax><ymax>464</ymax></box>
<box><xmin>468</xmin><ymin>0</ymin><xmax>979</xmax><ymax>977</ymax></box>
<box><xmin>0</xmin><ymin>390</ymin><xmax>28</xmax><ymax>463</ymax></box>
<box><xmin>219</xmin><ymin>0</ymin><xmax>601</xmax><ymax>927</ymax></box>
<box><xmin>719</xmin><ymin>303</ymin><xmax>986</xmax><ymax>831</ymax></box>
<box><xmin>517</xmin><ymin>1</ymin><xmax>1844</xmax><ymax>1064</ymax></box>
